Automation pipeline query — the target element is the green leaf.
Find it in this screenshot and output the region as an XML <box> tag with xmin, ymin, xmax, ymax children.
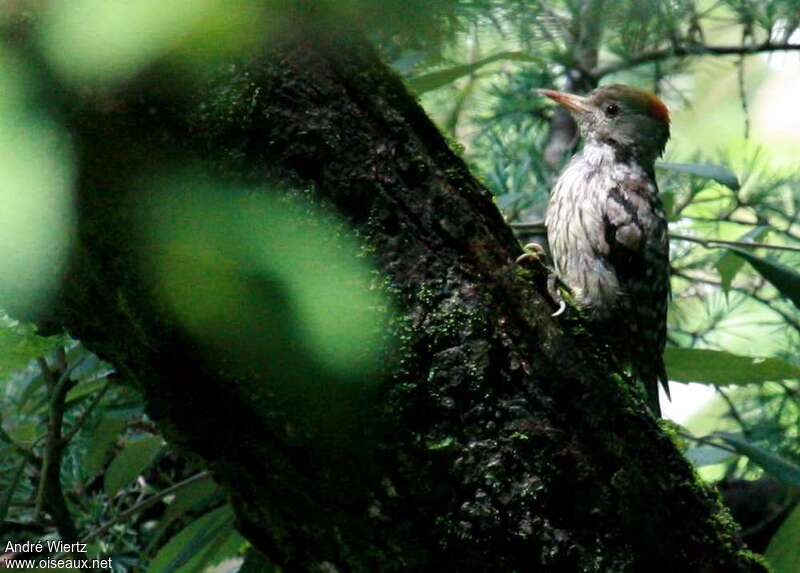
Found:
<box><xmin>717</xmin><ymin>433</ymin><xmax>800</xmax><ymax>487</ymax></box>
<box><xmin>407</xmin><ymin>51</ymin><xmax>540</xmax><ymax>94</ymax></box>
<box><xmin>2</xmin><ymin>419</ymin><xmax>39</xmax><ymax>448</ymax></box>
<box><xmin>146</xmin><ymin>475</ymin><xmax>221</xmax><ymax>554</ymax></box>
<box><xmin>142</xmin><ymin>180</ymin><xmax>391</xmax><ymax>383</ymax></box>
<box><xmin>147</xmin><ymin>505</ymin><xmax>239</xmax><ymax>573</ymax></box>
<box><xmin>684</xmin><ymin>444</ymin><xmax>736</xmax><ymax>468</ymax></box>
<box><xmin>18</xmin><ymin>369</ymin><xmax>47</xmax><ymax>413</ymax></box>
<box><xmin>656</xmin><ymin>162</ymin><xmax>740</xmax><ymax>190</ymax></box>
<box><xmin>0</xmin><ymin>316</ymin><xmax>63</xmax><ymax>380</ymax></box>
<box><xmin>766</xmin><ymin>504</ymin><xmax>800</xmax><ymax>573</ymax></box>
<box><xmin>85</xmin><ymin>415</ymin><xmax>128</xmax><ymax>478</ymax></box>
<box><xmin>40</xmin><ymin>0</ymin><xmax>265</xmax><ymax>86</ymax></box>
<box><xmin>714</xmin><ymin>226</ymin><xmax>770</xmax><ymax>294</ymax></box>
<box><xmin>665</xmin><ymin>348</ymin><xmax>800</xmax><ymax>385</ymax></box>
<box><xmin>65</xmin><ymin>377</ymin><xmax>109</xmax><ymax>405</ymax></box>
<box><xmin>104</xmin><ymin>435</ymin><xmax>164</xmax><ymax>496</ymax></box>
<box><xmin>724</xmin><ymin>247</ymin><xmax>800</xmax><ymax>308</ymax></box>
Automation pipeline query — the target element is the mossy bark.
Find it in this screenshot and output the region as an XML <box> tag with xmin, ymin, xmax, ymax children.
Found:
<box><xmin>45</xmin><ymin>27</ymin><xmax>765</xmax><ymax>573</ymax></box>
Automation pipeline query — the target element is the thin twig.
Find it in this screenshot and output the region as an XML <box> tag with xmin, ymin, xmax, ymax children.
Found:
<box><xmin>84</xmin><ymin>471</ymin><xmax>212</xmax><ymax>543</ymax></box>
<box><xmin>59</xmin><ymin>380</ymin><xmax>112</xmax><ymax>447</ymax></box>
<box><xmin>671</xmin><ymin>269</ymin><xmax>800</xmax><ymax>334</ymax></box>
<box><xmin>594</xmin><ymin>41</ymin><xmax>800</xmax><ymax>77</ymax></box>
<box><xmin>511</xmin><ymin>222</ymin><xmax>800</xmax><ymax>253</ymax></box>
<box><xmin>676</xmin><ymin>428</ymin><xmax>739</xmax><ymax>454</ymax></box>
<box><xmin>668</xmin><ymin>233</ymin><xmax>800</xmax><ymax>253</ymax></box>
<box><xmin>714</xmin><ymin>386</ymin><xmax>750</xmax><ymax>436</ymax></box>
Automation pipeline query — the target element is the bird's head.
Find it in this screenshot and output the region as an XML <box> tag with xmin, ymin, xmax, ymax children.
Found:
<box><xmin>539</xmin><ymin>84</ymin><xmax>670</xmax><ymax>164</ymax></box>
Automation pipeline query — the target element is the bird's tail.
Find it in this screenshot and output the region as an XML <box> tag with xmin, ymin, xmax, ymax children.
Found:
<box><xmin>636</xmin><ymin>358</ymin><xmax>669</xmax><ymax>418</ymax></box>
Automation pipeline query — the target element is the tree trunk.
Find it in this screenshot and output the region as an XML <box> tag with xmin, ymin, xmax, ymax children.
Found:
<box><xmin>45</xmin><ymin>24</ymin><xmax>764</xmax><ymax>573</ymax></box>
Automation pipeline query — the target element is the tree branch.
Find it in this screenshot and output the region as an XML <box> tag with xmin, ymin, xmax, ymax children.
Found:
<box><xmin>670</xmin><ymin>232</ymin><xmax>800</xmax><ymax>254</ymax></box>
<box><xmin>510</xmin><ymin>222</ymin><xmax>800</xmax><ymax>254</ymax></box>
<box><xmin>595</xmin><ymin>41</ymin><xmax>800</xmax><ymax>78</ymax></box>
<box><xmin>35</xmin><ymin>356</ymin><xmax>82</xmax><ymax>544</ymax></box>
<box><xmin>59</xmin><ymin>380</ymin><xmax>111</xmax><ymax>447</ymax></box>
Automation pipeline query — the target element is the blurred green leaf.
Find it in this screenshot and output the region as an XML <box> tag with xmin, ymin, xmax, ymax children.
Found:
<box><xmin>766</xmin><ymin>504</ymin><xmax>800</xmax><ymax>573</ymax></box>
<box><xmin>148</xmin><ymin>505</ymin><xmax>241</xmax><ymax>573</ymax></box>
<box><xmin>717</xmin><ymin>433</ymin><xmax>800</xmax><ymax>487</ymax></box>
<box><xmin>724</xmin><ymin>247</ymin><xmax>800</xmax><ymax>309</ymax></box>
<box><xmin>408</xmin><ymin>51</ymin><xmax>540</xmax><ymax>94</ymax></box>
<box><xmin>656</xmin><ymin>162</ymin><xmax>740</xmax><ymax>190</ymax></box>
<box><xmin>0</xmin><ymin>50</ymin><xmax>74</xmax><ymax>316</ymax></box>
<box><xmin>140</xmin><ymin>179</ymin><xmax>391</xmax><ymax>382</ymax></box>
<box><xmin>684</xmin><ymin>444</ymin><xmax>736</xmax><ymax>468</ymax></box>
<box><xmin>715</xmin><ymin>226</ymin><xmax>770</xmax><ymax>294</ymax></box>
<box><xmin>105</xmin><ymin>435</ymin><xmax>164</xmax><ymax>496</ymax></box>
<box><xmin>40</xmin><ymin>0</ymin><xmax>266</xmax><ymax>85</ymax></box>
<box><xmin>665</xmin><ymin>348</ymin><xmax>800</xmax><ymax>385</ymax></box>
<box><xmin>85</xmin><ymin>415</ymin><xmax>128</xmax><ymax>478</ymax></box>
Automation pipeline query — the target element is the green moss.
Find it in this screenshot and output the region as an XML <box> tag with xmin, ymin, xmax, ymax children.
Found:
<box><xmin>736</xmin><ymin>549</ymin><xmax>771</xmax><ymax>572</ymax></box>
<box><xmin>658</xmin><ymin>419</ymin><xmax>689</xmax><ymax>452</ymax></box>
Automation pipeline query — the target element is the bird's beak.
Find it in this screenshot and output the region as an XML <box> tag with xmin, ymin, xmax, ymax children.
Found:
<box><xmin>538</xmin><ymin>89</ymin><xmax>589</xmax><ymax>114</ymax></box>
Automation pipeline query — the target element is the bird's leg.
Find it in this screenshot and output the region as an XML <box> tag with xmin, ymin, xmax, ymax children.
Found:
<box><xmin>547</xmin><ymin>274</ymin><xmax>568</xmax><ymax>317</ymax></box>
<box><xmin>516</xmin><ymin>243</ymin><xmax>568</xmax><ymax>317</ymax></box>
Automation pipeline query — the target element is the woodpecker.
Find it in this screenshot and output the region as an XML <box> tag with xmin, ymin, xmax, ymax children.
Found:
<box><xmin>538</xmin><ymin>84</ymin><xmax>671</xmax><ymax>416</ymax></box>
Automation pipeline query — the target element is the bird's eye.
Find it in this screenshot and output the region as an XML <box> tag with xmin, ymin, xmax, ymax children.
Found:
<box><xmin>605</xmin><ymin>103</ymin><xmax>620</xmax><ymax>117</ymax></box>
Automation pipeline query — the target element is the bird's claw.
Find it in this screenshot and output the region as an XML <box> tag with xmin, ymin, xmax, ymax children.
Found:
<box><xmin>515</xmin><ymin>242</ymin><xmax>547</xmax><ymax>265</ymax></box>
<box><xmin>547</xmin><ymin>274</ymin><xmax>568</xmax><ymax>317</ymax></box>
<box><xmin>516</xmin><ymin>243</ymin><xmax>568</xmax><ymax>315</ymax></box>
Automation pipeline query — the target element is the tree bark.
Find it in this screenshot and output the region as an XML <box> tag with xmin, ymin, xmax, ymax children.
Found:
<box><xmin>44</xmin><ymin>24</ymin><xmax>765</xmax><ymax>573</ymax></box>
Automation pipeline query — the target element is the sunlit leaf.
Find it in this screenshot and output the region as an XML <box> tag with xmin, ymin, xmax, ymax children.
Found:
<box><xmin>105</xmin><ymin>435</ymin><xmax>165</xmax><ymax>496</ymax></box>
<box><xmin>714</xmin><ymin>226</ymin><xmax>770</xmax><ymax>294</ymax></box>
<box><xmin>766</xmin><ymin>505</ymin><xmax>800</xmax><ymax>573</ymax></box>
<box><xmin>717</xmin><ymin>433</ymin><xmax>800</xmax><ymax>487</ymax></box>
<box><xmin>656</xmin><ymin>162</ymin><xmax>740</xmax><ymax>190</ymax></box>
<box><xmin>665</xmin><ymin>348</ymin><xmax>800</xmax><ymax>385</ymax></box>
<box><xmin>724</xmin><ymin>248</ymin><xmax>800</xmax><ymax>309</ymax></box>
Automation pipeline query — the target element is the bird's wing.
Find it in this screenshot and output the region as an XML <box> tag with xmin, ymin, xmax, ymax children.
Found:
<box><xmin>602</xmin><ymin>175</ymin><xmax>671</xmax><ymax>403</ymax></box>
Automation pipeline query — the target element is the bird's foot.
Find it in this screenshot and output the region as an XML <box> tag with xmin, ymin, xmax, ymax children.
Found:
<box><xmin>515</xmin><ymin>242</ymin><xmax>547</xmax><ymax>266</ymax></box>
<box><xmin>516</xmin><ymin>243</ymin><xmax>568</xmax><ymax>316</ymax></box>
